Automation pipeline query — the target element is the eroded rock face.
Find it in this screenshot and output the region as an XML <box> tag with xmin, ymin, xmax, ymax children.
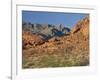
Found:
<box><xmin>71</xmin><ymin>16</ymin><xmax>89</xmax><ymax>39</ymax></box>
<box><xmin>80</xmin><ymin>17</ymin><xmax>89</xmax><ymax>38</ymax></box>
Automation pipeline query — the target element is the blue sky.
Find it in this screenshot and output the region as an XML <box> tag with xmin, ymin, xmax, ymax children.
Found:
<box><xmin>22</xmin><ymin>11</ymin><xmax>89</xmax><ymax>28</ymax></box>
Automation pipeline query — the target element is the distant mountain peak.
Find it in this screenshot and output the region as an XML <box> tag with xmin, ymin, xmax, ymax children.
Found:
<box><xmin>22</xmin><ymin>23</ymin><xmax>71</xmax><ymax>40</ymax></box>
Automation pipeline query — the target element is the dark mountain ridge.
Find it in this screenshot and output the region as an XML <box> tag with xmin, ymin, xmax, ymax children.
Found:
<box><xmin>22</xmin><ymin>23</ymin><xmax>71</xmax><ymax>40</ymax></box>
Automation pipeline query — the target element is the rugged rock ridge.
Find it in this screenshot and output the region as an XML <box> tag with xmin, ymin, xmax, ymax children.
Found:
<box><xmin>71</xmin><ymin>16</ymin><xmax>89</xmax><ymax>38</ymax></box>
<box><xmin>22</xmin><ymin>16</ymin><xmax>89</xmax><ymax>49</ymax></box>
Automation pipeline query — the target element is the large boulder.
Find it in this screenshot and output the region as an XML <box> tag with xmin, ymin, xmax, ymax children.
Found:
<box><xmin>22</xmin><ymin>31</ymin><xmax>44</xmax><ymax>49</ymax></box>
